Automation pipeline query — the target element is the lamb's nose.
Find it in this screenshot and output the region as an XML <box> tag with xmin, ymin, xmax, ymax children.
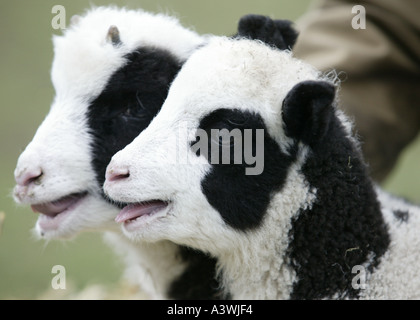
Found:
<box><xmin>15</xmin><ymin>167</ymin><xmax>43</xmax><ymax>187</ymax></box>
<box><xmin>106</xmin><ymin>166</ymin><xmax>130</xmax><ymax>182</ymax></box>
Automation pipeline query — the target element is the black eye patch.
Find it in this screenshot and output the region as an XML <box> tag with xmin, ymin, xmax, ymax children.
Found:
<box><xmin>193</xmin><ymin>108</ymin><xmax>297</xmax><ymax>230</ymax></box>
<box><xmin>87</xmin><ymin>47</ymin><xmax>182</xmax><ymax>191</ymax></box>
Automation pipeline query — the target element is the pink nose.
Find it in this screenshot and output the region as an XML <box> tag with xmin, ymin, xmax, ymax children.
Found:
<box><xmin>15</xmin><ymin>167</ymin><xmax>43</xmax><ymax>187</ymax></box>
<box><xmin>106</xmin><ymin>166</ymin><xmax>130</xmax><ymax>182</ymax></box>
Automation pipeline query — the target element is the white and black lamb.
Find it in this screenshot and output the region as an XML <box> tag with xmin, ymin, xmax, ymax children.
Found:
<box><xmin>13</xmin><ymin>6</ymin><xmax>297</xmax><ymax>299</ymax></box>
<box><xmin>104</xmin><ymin>37</ymin><xmax>420</xmax><ymax>300</ymax></box>
<box><xmin>13</xmin><ymin>6</ymin><xmax>213</xmax><ymax>299</ymax></box>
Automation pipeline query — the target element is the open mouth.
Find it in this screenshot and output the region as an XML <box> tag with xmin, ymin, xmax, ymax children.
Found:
<box><xmin>31</xmin><ymin>192</ymin><xmax>88</xmax><ymax>231</ymax></box>
<box><xmin>115</xmin><ymin>200</ymin><xmax>169</xmax><ymax>231</ymax></box>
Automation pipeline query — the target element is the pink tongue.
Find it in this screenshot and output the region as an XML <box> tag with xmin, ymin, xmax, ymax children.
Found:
<box><xmin>31</xmin><ymin>193</ymin><xmax>85</xmax><ymax>217</ymax></box>
<box><xmin>115</xmin><ymin>201</ymin><xmax>168</xmax><ymax>223</ymax></box>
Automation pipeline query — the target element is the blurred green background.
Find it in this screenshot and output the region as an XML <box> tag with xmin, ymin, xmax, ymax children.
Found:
<box><xmin>1</xmin><ymin>0</ymin><xmax>419</xmax><ymax>300</ymax></box>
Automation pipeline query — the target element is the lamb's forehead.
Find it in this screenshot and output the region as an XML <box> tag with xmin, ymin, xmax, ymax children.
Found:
<box><xmin>167</xmin><ymin>37</ymin><xmax>321</xmax><ymax>120</ymax></box>
<box><xmin>51</xmin><ymin>6</ymin><xmax>202</xmax><ymax>99</ymax></box>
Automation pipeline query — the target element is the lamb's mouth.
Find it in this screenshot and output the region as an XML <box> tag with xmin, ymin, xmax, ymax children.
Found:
<box><xmin>31</xmin><ymin>192</ymin><xmax>88</xmax><ymax>231</ymax></box>
<box><xmin>115</xmin><ymin>200</ymin><xmax>170</xmax><ymax>231</ymax></box>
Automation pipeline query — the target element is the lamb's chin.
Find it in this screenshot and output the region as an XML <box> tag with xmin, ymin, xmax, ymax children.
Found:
<box><xmin>117</xmin><ymin>200</ymin><xmax>170</xmax><ymax>229</ymax></box>
<box><xmin>32</xmin><ymin>192</ymin><xmax>89</xmax><ymax>238</ymax></box>
<box><xmin>113</xmin><ymin>200</ymin><xmax>172</xmax><ymax>241</ymax></box>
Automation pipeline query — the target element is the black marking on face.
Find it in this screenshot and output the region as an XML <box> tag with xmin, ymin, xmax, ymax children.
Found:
<box><xmin>87</xmin><ymin>47</ymin><xmax>182</xmax><ymax>192</ymax></box>
<box><xmin>194</xmin><ymin>108</ymin><xmax>297</xmax><ymax>231</ymax></box>
<box><xmin>281</xmin><ymin>82</ymin><xmax>390</xmax><ymax>299</ymax></box>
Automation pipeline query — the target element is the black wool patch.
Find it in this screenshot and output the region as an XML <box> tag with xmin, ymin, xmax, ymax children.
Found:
<box><xmin>194</xmin><ymin>109</ymin><xmax>296</xmax><ymax>231</ymax></box>
<box><xmin>87</xmin><ymin>47</ymin><xmax>181</xmax><ymax>189</ymax></box>
<box><xmin>286</xmin><ymin>114</ymin><xmax>391</xmax><ymax>300</ymax></box>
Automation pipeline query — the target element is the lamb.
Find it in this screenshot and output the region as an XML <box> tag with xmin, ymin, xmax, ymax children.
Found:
<box><xmin>13</xmin><ymin>6</ymin><xmax>214</xmax><ymax>299</ymax></box>
<box><xmin>13</xmin><ymin>6</ymin><xmax>298</xmax><ymax>299</ymax></box>
<box><xmin>104</xmin><ymin>36</ymin><xmax>420</xmax><ymax>299</ymax></box>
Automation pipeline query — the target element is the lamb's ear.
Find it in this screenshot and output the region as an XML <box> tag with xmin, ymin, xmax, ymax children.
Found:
<box><xmin>273</xmin><ymin>19</ymin><xmax>299</xmax><ymax>49</ymax></box>
<box><xmin>236</xmin><ymin>14</ymin><xmax>298</xmax><ymax>50</ymax></box>
<box><xmin>282</xmin><ymin>80</ymin><xmax>335</xmax><ymax>146</ymax></box>
<box><xmin>106</xmin><ymin>25</ymin><xmax>122</xmax><ymax>46</ymax></box>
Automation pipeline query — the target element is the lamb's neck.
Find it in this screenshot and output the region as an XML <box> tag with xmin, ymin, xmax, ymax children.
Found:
<box><xmin>103</xmin><ymin>232</ymin><xmax>186</xmax><ymax>299</ymax></box>
<box><xmin>217</xmin><ymin>162</ymin><xmax>317</xmax><ymax>299</ymax></box>
<box><xmin>285</xmin><ymin>117</ymin><xmax>390</xmax><ymax>299</ymax></box>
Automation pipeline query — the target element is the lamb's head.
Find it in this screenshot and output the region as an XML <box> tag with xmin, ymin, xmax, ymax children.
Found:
<box><xmin>104</xmin><ymin>37</ymin><xmax>338</xmax><ymax>252</ymax></box>
<box><xmin>13</xmin><ymin>6</ymin><xmax>203</xmax><ymax>239</ymax></box>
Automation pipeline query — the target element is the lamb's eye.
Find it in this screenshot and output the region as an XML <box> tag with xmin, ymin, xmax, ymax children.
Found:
<box><xmin>117</xmin><ymin>102</ymin><xmax>135</xmax><ymax>118</ymax></box>
<box><xmin>204</xmin><ymin>115</ymin><xmax>249</xmax><ymax>147</ymax></box>
<box><xmin>226</xmin><ymin>117</ymin><xmax>248</xmax><ymax>128</ymax></box>
<box><xmin>122</xmin><ymin>107</ymin><xmax>132</xmax><ymax>116</ymax></box>
<box><xmin>210</xmin><ymin>127</ymin><xmax>242</xmax><ymax>147</ymax></box>
<box><xmin>211</xmin><ymin>117</ymin><xmax>249</xmax><ymax>131</ymax></box>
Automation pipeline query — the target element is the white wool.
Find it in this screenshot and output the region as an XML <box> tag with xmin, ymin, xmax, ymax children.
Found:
<box><xmin>359</xmin><ymin>188</ymin><xmax>420</xmax><ymax>299</ymax></box>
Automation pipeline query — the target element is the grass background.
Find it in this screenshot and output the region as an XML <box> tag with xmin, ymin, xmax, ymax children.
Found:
<box><xmin>1</xmin><ymin>0</ymin><xmax>419</xmax><ymax>299</ymax></box>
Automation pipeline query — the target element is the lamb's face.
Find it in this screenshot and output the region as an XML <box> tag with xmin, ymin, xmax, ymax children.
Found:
<box><xmin>13</xmin><ymin>7</ymin><xmax>203</xmax><ymax>239</ymax></box>
<box><xmin>104</xmin><ymin>38</ymin><xmax>330</xmax><ymax>251</ymax></box>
